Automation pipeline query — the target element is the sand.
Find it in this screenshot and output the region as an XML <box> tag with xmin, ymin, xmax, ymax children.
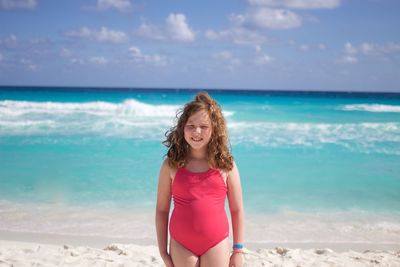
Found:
<box><xmin>1</xmin><ymin>239</ymin><xmax>399</xmax><ymax>267</ymax></box>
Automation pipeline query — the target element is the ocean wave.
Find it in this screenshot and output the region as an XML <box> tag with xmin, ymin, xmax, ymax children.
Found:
<box><xmin>0</xmin><ymin>99</ymin><xmax>177</xmax><ymax>138</ymax></box>
<box><xmin>228</xmin><ymin>121</ymin><xmax>400</xmax><ymax>145</ymax></box>
<box><xmin>0</xmin><ymin>99</ymin><xmax>234</xmax><ymax>138</ymax></box>
<box><xmin>0</xmin><ymin>99</ymin><xmax>181</xmax><ymax>117</ymax></box>
<box><xmin>340</xmin><ymin>104</ymin><xmax>400</xmax><ymax>113</ymax></box>
<box><xmin>0</xmin><ymin>99</ymin><xmax>234</xmax><ymax>117</ymax></box>
<box><xmin>1</xmin><ymin>100</ymin><xmax>400</xmax><ymax>155</ymax></box>
<box><xmin>228</xmin><ymin>121</ymin><xmax>400</xmax><ymax>155</ymax></box>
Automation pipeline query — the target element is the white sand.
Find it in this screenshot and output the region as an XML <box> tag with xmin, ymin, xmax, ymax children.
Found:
<box><xmin>1</xmin><ymin>240</ymin><xmax>399</xmax><ymax>267</ymax></box>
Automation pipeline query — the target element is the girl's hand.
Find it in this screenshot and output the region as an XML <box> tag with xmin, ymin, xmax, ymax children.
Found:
<box><xmin>161</xmin><ymin>253</ymin><xmax>174</xmax><ymax>267</ymax></box>
<box><xmin>229</xmin><ymin>252</ymin><xmax>244</xmax><ymax>267</ymax></box>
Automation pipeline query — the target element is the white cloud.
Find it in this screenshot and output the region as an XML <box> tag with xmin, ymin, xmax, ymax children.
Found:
<box><xmin>248</xmin><ymin>0</ymin><xmax>341</xmax><ymax>9</ymax></box>
<box><xmin>90</xmin><ymin>56</ymin><xmax>108</xmax><ymax>65</ymax></box>
<box><xmin>344</xmin><ymin>42</ymin><xmax>357</xmax><ymax>55</ymax></box>
<box><xmin>255</xmin><ymin>54</ymin><xmax>273</xmax><ymax>65</ymax></box>
<box><xmin>66</xmin><ymin>27</ymin><xmax>92</xmax><ymax>38</ymax></box>
<box><xmin>82</xmin><ymin>0</ymin><xmax>131</xmax><ymax>12</ymax></box>
<box><xmin>360</xmin><ymin>42</ymin><xmax>375</xmax><ymax>55</ymax></box>
<box><xmin>60</xmin><ymin>48</ymin><xmax>72</xmax><ymax>57</ymax></box>
<box><xmin>341</xmin><ymin>55</ymin><xmax>358</xmax><ymax>64</ymax></box>
<box><xmin>136</xmin><ymin>22</ymin><xmax>165</xmax><ymax>40</ymax></box>
<box><xmin>360</xmin><ymin>42</ymin><xmax>400</xmax><ymax>56</ymax></box>
<box><xmin>381</xmin><ymin>42</ymin><xmax>400</xmax><ymax>54</ymax></box>
<box><xmin>229</xmin><ymin>14</ymin><xmax>246</xmax><ymax>26</ymax></box>
<box><xmin>254</xmin><ymin>45</ymin><xmax>273</xmax><ymax>65</ymax></box>
<box><xmin>135</xmin><ymin>13</ymin><xmax>196</xmax><ymax>43</ymax></box>
<box><xmin>65</xmin><ymin>27</ymin><xmax>128</xmax><ymax>43</ymax></box>
<box><xmin>71</xmin><ymin>58</ymin><xmax>85</xmax><ymax>65</ymax></box>
<box><xmin>213</xmin><ymin>51</ymin><xmax>241</xmax><ymax>71</ymax></box>
<box><xmin>95</xmin><ymin>0</ymin><xmax>131</xmax><ymax>11</ymax></box>
<box><xmin>341</xmin><ymin>42</ymin><xmax>358</xmax><ymax>64</ymax></box>
<box><xmin>166</xmin><ymin>13</ymin><xmax>196</xmax><ymax>42</ymax></box>
<box><xmin>300</xmin><ymin>44</ymin><xmax>309</xmax><ymax>51</ymax></box>
<box><xmin>20</xmin><ymin>58</ymin><xmax>40</xmax><ymax>71</ymax></box>
<box><xmin>214</xmin><ymin>51</ymin><xmax>234</xmax><ymax>61</ymax></box>
<box><xmin>129</xmin><ymin>46</ymin><xmax>171</xmax><ymax>66</ymax></box>
<box><xmin>204</xmin><ymin>30</ymin><xmax>219</xmax><ymax>40</ymax></box>
<box><xmin>205</xmin><ymin>27</ymin><xmax>267</xmax><ymax>45</ymax></box>
<box><xmin>96</xmin><ymin>27</ymin><xmax>128</xmax><ymax>43</ymax></box>
<box><xmin>340</xmin><ymin>41</ymin><xmax>400</xmax><ymax>64</ymax></box>
<box><xmin>0</xmin><ymin>34</ymin><xmax>17</xmax><ymax>48</ymax></box>
<box><xmin>289</xmin><ymin>41</ymin><xmax>327</xmax><ymax>52</ymax></box>
<box><xmin>238</xmin><ymin>8</ymin><xmax>302</xmax><ymax>30</ymax></box>
<box><xmin>0</xmin><ymin>0</ymin><xmax>37</xmax><ymax>9</ymax></box>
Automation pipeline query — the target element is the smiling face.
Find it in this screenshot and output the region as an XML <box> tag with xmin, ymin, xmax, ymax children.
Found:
<box><xmin>184</xmin><ymin>109</ymin><xmax>212</xmax><ymax>153</ymax></box>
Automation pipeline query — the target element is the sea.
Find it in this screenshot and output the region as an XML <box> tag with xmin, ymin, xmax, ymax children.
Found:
<box><xmin>1</xmin><ymin>86</ymin><xmax>399</xmax><ymax>249</ymax></box>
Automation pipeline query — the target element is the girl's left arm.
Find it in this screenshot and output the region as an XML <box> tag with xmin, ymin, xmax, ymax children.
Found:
<box><xmin>227</xmin><ymin>160</ymin><xmax>245</xmax><ymax>250</ymax></box>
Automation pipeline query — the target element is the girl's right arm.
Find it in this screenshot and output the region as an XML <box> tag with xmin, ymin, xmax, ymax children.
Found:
<box><xmin>155</xmin><ymin>159</ymin><xmax>174</xmax><ymax>266</ymax></box>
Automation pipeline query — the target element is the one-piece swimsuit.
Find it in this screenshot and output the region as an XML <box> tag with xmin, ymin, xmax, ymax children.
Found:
<box><xmin>169</xmin><ymin>167</ymin><xmax>229</xmax><ymax>256</ymax></box>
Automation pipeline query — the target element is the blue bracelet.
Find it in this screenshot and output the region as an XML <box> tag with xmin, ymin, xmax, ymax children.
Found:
<box><xmin>233</xmin><ymin>243</ymin><xmax>243</xmax><ymax>249</ymax></box>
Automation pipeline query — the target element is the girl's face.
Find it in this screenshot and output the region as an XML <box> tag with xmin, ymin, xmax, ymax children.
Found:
<box><xmin>184</xmin><ymin>109</ymin><xmax>212</xmax><ymax>152</ymax></box>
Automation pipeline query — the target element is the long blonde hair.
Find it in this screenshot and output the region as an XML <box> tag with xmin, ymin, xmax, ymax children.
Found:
<box><xmin>163</xmin><ymin>91</ymin><xmax>234</xmax><ymax>171</ymax></box>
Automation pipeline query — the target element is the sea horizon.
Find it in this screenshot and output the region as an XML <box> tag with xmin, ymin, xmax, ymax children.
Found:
<box><xmin>1</xmin><ymin>85</ymin><xmax>400</xmax><ymax>96</ymax></box>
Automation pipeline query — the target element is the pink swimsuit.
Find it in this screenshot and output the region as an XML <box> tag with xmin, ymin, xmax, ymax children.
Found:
<box><xmin>169</xmin><ymin>167</ymin><xmax>229</xmax><ymax>256</ymax></box>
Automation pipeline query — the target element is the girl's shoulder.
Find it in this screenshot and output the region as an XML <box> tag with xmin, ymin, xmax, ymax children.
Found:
<box><xmin>161</xmin><ymin>158</ymin><xmax>178</xmax><ymax>180</ymax></box>
<box><xmin>219</xmin><ymin>160</ymin><xmax>239</xmax><ymax>181</ymax></box>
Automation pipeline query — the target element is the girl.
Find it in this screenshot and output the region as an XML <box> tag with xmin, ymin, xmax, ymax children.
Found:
<box><xmin>155</xmin><ymin>91</ymin><xmax>245</xmax><ymax>267</ymax></box>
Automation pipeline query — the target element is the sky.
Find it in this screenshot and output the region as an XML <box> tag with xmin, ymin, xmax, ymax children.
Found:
<box><xmin>0</xmin><ymin>0</ymin><xmax>399</xmax><ymax>92</ymax></box>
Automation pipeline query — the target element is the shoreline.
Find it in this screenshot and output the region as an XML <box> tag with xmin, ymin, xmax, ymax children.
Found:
<box><xmin>1</xmin><ymin>201</ymin><xmax>400</xmax><ymax>254</ymax></box>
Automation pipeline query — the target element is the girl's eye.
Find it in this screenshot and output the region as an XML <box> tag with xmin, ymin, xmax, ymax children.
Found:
<box><xmin>200</xmin><ymin>126</ymin><xmax>209</xmax><ymax>129</ymax></box>
<box><xmin>186</xmin><ymin>125</ymin><xmax>195</xmax><ymax>129</ymax></box>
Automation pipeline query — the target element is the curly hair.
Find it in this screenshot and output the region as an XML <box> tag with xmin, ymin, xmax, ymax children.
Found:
<box><xmin>163</xmin><ymin>91</ymin><xmax>234</xmax><ymax>171</ymax></box>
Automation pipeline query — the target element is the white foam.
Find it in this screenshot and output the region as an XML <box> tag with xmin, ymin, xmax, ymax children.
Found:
<box><xmin>0</xmin><ymin>99</ymin><xmax>235</xmax><ymax>138</ymax></box>
<box><xmin>0</xmin><ymin>99</ymin><xmax>180</xmax><ymax>117</ymax></box>
<box><xmin>1</xmin><ymin>100</ymin><xmax>400</xmax><ymax>155</ymax></box>
<box><xmin>228</xmin><ymin>121</ymin><xmax>400</xmax><ymax>145</ymax></box>
<box><xmin>0</xmin><ymin>99</ymin><xmax>180</xmax><ymax>138</ymax></box>
<box><xmin>340</xmin><ymin>104</ymin><xmax>400</xmax><ymax>113</ymax></box>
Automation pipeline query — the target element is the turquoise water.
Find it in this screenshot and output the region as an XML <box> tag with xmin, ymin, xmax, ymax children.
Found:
<box><xmin>1</xmin><ymin>87</ymin><xmax>400</xmax><ymax>245</ymax></box>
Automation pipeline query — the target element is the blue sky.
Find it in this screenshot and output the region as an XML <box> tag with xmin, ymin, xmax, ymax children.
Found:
<box><xmin>0</xmin><ymin>0</ymin><xmax>399</xmax><ymax>92</ymax></box>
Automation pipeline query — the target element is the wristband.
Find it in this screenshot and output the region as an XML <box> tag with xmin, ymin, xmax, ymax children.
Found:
<box><xmin>232</xmin><ymin>243</ymin><xmax>243</xmax><ymax>249</ymax></box>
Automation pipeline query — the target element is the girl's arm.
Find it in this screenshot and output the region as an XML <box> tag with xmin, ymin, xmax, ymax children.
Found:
<box><xmin>227</xmin><ymin>161</ymin><xmax>245</xmax><ymax>266</ymax></box>
<box><xmin>155</xmin><ymin>159</ymin><xmax>173</xmax><ymax>260</ymax></box>
<box><xmin>227</xmin><ymin>160</ymin><xmax>245</xmax><ymax>247</ymax></box>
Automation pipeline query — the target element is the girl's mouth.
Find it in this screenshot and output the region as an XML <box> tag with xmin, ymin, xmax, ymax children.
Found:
<box><xmin>191</xmin><ymin>137</ymin><xmax>203</xmax><ymax>142</ymax></box>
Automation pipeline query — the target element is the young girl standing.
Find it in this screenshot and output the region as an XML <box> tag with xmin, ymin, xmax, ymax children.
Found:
<box><xmin>155</xmin><ymin>91</ymin><xmax>245</xmax><ymax>267</ymax></box>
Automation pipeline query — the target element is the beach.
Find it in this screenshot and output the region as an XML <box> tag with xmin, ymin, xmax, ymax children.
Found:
<box><xmin>1</xmin><ymin>203</ymin><xmax>400</xmax><ymax>266</ymax></box>
<box><xmin>1</xmin><ymin>235</ymin><xmax>400</xmax><ymax>266</ymax></box>
<box><xmin>1</xmin><ymin>205</ymin><xmax>399</xmax><ymax>266</ymax></box>
<box><xmin>1</xmin><ymin>210</ymin><xmax>400</xmax><ymax>267</ymax></box>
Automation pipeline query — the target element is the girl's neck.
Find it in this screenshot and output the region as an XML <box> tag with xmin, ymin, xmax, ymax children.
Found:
<box><xmin>186</xmin><ymin>150</ymin><xmax>209</xmax><ymax>170</ymax></box>
<box><xmin>188</xmin><ymin>149</ymin><xmax>207</xmax><ymax>160</ymax></box>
